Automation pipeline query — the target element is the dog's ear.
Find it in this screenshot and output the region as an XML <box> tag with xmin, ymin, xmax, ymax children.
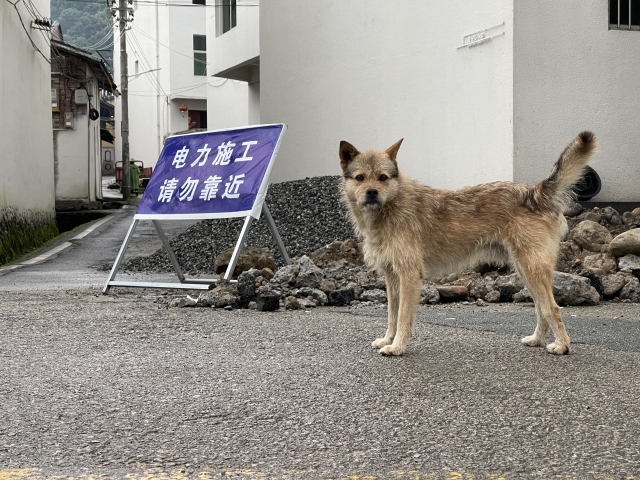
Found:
<box><xmin>339</xmin><ymin>141</ymin><xmax>360</xmax><ymax>171</ymax></box>
<box><xmin>385</xmin><ymin>139</ymin><xmax>404</xmax><ymax>163</ymax></box>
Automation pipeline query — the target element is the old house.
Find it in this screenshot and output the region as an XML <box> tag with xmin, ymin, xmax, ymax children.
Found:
<box><xmin>51</xmin><ymin>40</ymin><xmax>117</xmax><ymax>209</ymax></box>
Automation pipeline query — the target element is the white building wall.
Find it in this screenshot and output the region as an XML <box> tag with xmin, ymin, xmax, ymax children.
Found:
<box><xmin>0</xmin><ymin>0</ymin><xmax>55</xmax><ymax>216</ymax></box>
<box><xmin>260</xmin><ymin>0</ymin><xmax>514</xmax><ymax>187</ymax></box>
<box><xmin>54</xmin><ymin>68</ymin><xmax>102</xmax><ymax>201</ymax></box>
<box><xmin>514</xmin><ymin>0</ymin><xmax>640</xmax><ymax>202</ymax></box>
<box><xmin>206</xmin><ymin>0</ymin><xmax>256</xmax><ymax>129</ymax></box>
<box><xmin>114</xmin><ymin>2</ymin><xmax>235</xmax><ymax>170</ymax></box>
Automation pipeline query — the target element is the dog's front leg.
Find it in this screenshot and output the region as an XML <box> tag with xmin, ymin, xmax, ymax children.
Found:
<box><xmin>372</xmin><ymin>269</ymin><xmax>399</xmax><ymax>349</ymax></box>
<box><xmin>379</xmin><ymin>269</ymin><xmax>421</xmax><ymax>356</ymax></box>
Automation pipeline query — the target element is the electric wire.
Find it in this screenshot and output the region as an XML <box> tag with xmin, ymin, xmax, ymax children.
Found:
<box><xmin>4</xmin><ymin>0</ymin><xmax>51</xmax><ymax>64</ymax></box>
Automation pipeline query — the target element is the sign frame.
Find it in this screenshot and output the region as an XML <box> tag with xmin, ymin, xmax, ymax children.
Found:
<box><xmin>103</xmin><ymin>124</ymin><xmax>290</xmax><ymax>294</ymax></box>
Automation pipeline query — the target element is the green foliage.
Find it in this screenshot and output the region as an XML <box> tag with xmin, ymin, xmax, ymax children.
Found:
<box><xmin>50</xmin><ymin>0</ymin><xmax>113</xmax><ymax>63</ymax></box>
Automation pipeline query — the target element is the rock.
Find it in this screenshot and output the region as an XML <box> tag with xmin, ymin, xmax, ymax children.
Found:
<box><xmin>310</xmin><ymin>239</ymin><xmax>364</xmax><ymax>268</ymax></box>
<box><xmin>633</xmin><ymin>207</ymin><xmax>640</xmax><ymax>216</ymax></box>
<box><xmin>598</xmin><ymin>206</ymin><xmax>619</xmax><ymax>222</ymax></box>
<box><xmin>284</xmin><ymin>296</ymin><xmax>300</xmax><ymax>310</ymax></box>
<box><xmin>485</xmin><ymin>290</ymin><xmax>501</xmax><ymax>303</ymax></box>
<box><xmin>619</xmin><ymin>276</ymin><xmax>640</xmax><ymax>302</ymax></box>
<box><xmin>295</xmin><ymin>256</ymin><xmax>324</xmax><ymax>289</ymax></box>
<box><xmin>494</xmin><ymin>274</ymin><xmax>524</xmax><ymax>294</ymax></box>
<box><xmin>354</xmin><ymin>269</ymin><xmax>386</xmax><ymax>290</ymax></box>
<box><xmin>553</xmin><ymin>272</ymin><xmax>600</xmax><ymax>305</ymax></box>
<box><xmin>514</xmin><ymin>272</ymin><xmax>599</xmax><ymax>305</ymax></box>
<box><xmin>556</xmin><ymin>241</ymin><xmax>582</xmax><ymax>273</ymax></box>
<box><xmin>256</xmin><ymin>293</ymin><xmax>280</xmax><ymax>311</ymax></box>
<box><xmin>512</xmin><ymin>289</ymin><xmax>532</xmax><ymax>303</ymax></box>
<box><xmin>469</xmin><ymin>277</ymin><xmax>496</xmax><ymax>300</ymax></box>
<box><xmin>601</xmin><ymin>273</ymin><xmax>627</xmax><ymax>297</ymax></box>
<box><xmin>292</xmin><ymin>287</ymin><xmax>328</xmax><ymax>306</ymax></box>
<box><xmin>214</xmin><ymin>246</ymin><xmax>276</xmax><ymax>277</ymax></box>
<box><xmin>570</xmin><ymin>220</ymin><xmax>613</xmax><ymax>252</ymax></box>
<box><xmin>609</xmin><ymin>229</ymin><xmax>640</xmax><ymax>257</ymax></box>
<box><xmin>236</xmin><ymin>268</ymin><xmax>261</xmax><ymax>307</ymax></box>
<box><xmin>582</xmin><ymin>253</ymin><xmax>617</xmax><ymax>274</ymax></box>
<box><xmin>436</xmin><ymin>285</ymin><xmax>468</xmax><ymax>302</ymax></box>
<box><xmin>421</xmin><ymin>284</ymin><xmax>440</xmax><ymax>304</ymax></box>
<box><xmin>585</xmin><ymin>267</ymin><xmax>606</xmax><ymax>277</ymax></box>
<box><xmin>577</xmin><ymin>211</ymin><xmax>602</xmax><ymax>223</ymax></box>
<box><xmin>328</xmin><ymin>288</ymin><xmax>355</xmax><ymax>306</ymax></box>
<box><xmin>622</xmin><ymin>211</ymin><xmax>638</xmax><ymax>226</ymax></box>
<box><xmin>580</xmin><ymin>271</ymin><xmax>604</xmax><ymax>297</ymax></box>
<box><xmin>271</xmin><ymin>264</ymin><xmax>299</xmax><ymax>286</ymax></box>
<box><xmin>563</xmin><ymin>202</ymin><xmax>583</xmax><ymax>217</ymax></box>
<box><xmin>260</xmin><ymin>267</ymin><xmax>275</xmax><ymax>281</ymax></box>
<box><xmin>476</xmin><ymin>298</ymin><xmax>487</xmax><ymax>307</ymax></box>
<box><xmin>169</xmin><ymin>295</ymin><xmax>197</xmax><ymax>308</ymax></box>
<box><xmin>360</xmin><ymin>288</ymin><xmax>387</xmax><ymax>303</ymax></box>
<box><xmin>297</xmin><ymin>297</ymin><xmax>317</xmax><ymax>308</ymax></box>
<box><xmin>319</xmin><ymin>278</ymin><xmax>337</xmax><ymax>293</ymax></box>
<box><xmin>618</xmin><ymin>254</ymin><xmax>640</xmax><ymax>273</ymax></box>
<box><xmin>197</xmin><ymin>287</ymin><xmax>238</xmax><ymax>308</ymax></box>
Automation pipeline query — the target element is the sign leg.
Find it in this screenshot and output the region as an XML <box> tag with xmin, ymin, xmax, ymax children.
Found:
<box><xmin>103</xmin><ymin>218</ymin><xmax>139</xmax><ymax>294</ymax></box>
<box><xmin>152</xmin><ymin>220</ymin><xmax>186</xmax><ymax>283</ymax></box>
<box><xmin>262</xmin><ymin>203</ymin><xmax>291</xmax><ymax>265</ymax></box>
<box><xmin>223</xmin><ymin>215</ymin><xmax>254</xmax><ymax>281</ymax></box>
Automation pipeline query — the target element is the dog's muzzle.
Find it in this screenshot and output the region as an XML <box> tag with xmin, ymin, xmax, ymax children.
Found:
<box><xmin>364</xmin><ymin>188</ymin><xmax>379</xmax><ymax>205</ymax></box>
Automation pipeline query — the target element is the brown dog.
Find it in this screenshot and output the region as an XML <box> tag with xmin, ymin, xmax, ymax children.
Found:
<box><xmin>339</xmin><ymin>132</ymin><xmax>596</xmax><ymax>356</ymax></box>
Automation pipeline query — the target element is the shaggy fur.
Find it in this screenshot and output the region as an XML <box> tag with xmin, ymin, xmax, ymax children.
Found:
<box><xmin>339</xmin><ymin>131</ymin><xmax>596</xmax><ymax>356</ymax></box>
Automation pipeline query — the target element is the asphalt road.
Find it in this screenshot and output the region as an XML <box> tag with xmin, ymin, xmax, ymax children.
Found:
<box><xmin>0</xmin><ymin>206</ymin><xmax>639</xmax><ymax>479</ymax></box>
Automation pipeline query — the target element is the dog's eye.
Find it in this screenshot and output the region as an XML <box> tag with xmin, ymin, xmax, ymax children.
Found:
<box><xmin>355</xmin><ymin>175</ymin><xmax>365</xmax><ymax>182</ymax></box>
<box><xmin>379</xmin><ymin>174</ymin><xmax>388</xmax><ymax>182</ymax></box>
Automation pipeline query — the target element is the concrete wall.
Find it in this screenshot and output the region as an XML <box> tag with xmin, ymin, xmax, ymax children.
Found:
<box><xmin>54</xmin><ymin>67</ymin><xmax>102</xmax><ymax>202</ymax></box>
<box><xmin>260</xmin><ymin>0</ymin><xmax>514</xmax><ymax>187</ymax></box>
<box><xmin>514</xmin><ymin>0</ymin><xmax>640</xmax><ymax>202</ymax></box>
<box><xmin>0</xmin><ymin>0</ymin><xmax>57</xmax><ymax>263</ymax></box>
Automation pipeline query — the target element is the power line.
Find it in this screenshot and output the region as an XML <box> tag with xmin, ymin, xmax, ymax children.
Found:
<box><xmin>4</xmin><ymin>0</ymin><xmax>51</xmax><ymax>64</ymax></box>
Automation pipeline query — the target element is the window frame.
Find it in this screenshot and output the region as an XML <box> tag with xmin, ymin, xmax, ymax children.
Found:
<box><xmin>609</xmin><ymin>0</ymin><xmax>640</xmax><ymax>31</ymax></box>
<box><xmin>193</xmin><ymin>34</ymin><xmax>207</xmax><ymax>76</ymax></box>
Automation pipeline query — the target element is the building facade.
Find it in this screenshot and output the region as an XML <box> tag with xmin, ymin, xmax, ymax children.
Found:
<box><xmin>112</xmin><ymin>0</ymin><xmax>248</xmax><ymax>170</ymax></box>
<box><xmin>0</xmin><ymin>0</ymin><xmax>58</xmax><ymax>264</ymax></box>
<box><xmin>51</xmin><ymin>41</ymin><xmax>116</xmax><ymax>208</ymax></box>
<box><xmin>257</xmin><ymin>0</ymin><xmax>640</xmax><ymax>202</ymax></box>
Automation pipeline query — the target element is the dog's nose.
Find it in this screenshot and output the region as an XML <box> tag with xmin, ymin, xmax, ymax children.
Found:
<box><xmin>366</xmin><ymin>188</ymin><xmax>378</xmax><ymax>198</ymax></box>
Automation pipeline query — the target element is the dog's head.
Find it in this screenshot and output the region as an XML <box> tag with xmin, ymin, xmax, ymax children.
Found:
<box><xmin>339</xmin><ymin>139</ymin><xmax>403</xmax><ymax>210</ymax></box>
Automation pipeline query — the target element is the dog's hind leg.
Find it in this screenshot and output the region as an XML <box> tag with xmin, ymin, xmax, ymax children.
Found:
<box><xmin>515</xmin><ymin>254</ymin><xmax>570</xmax><ymax>355</ymax></box>
<box><xmin>372</xmin><ymin>269</ymin><xmax>399</xmax><ymax>349</ymax></box>
<box><xmin>379</xmin><ymin>269</ymin><xmax>421</xmax><ymax>356</ymax></box>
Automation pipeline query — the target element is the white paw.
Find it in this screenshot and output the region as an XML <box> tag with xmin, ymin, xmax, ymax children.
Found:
<box><xmin>521</xmin><ymin>334</ymin><xmax>545</xmax><ymax>347</ymax></box>
<box><xmin>372</xmin><ymin>337</ymin><xmax>392</xmax><ymax>349</ymax></box>
<box><xmin>379</xmin><ymin>344</ymin><xmax>405</xmax><ymax>356</ymax></box>
<box><xmin>546</xmin><ymin>342</ymin><xmax>570</xmax><ymax>355</ymax></box>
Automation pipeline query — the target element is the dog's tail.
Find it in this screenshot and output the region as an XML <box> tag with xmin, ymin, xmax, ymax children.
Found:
<box><xmin>540</xmin><ymin>131</ymin><xmax>596</xmax><ymax>202</ymax></box>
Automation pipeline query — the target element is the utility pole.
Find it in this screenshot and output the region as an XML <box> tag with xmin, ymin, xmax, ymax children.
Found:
<box><xmin>116</xmin><ymin>0</ymin><xmax>132</xmax><ymax>200</ymax></box>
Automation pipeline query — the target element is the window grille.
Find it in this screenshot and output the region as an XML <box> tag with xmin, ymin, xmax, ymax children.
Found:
<box><xmin>609</xmin><ymin>0</ymin><xmax>640</xmax><ymax>30</ymax></box>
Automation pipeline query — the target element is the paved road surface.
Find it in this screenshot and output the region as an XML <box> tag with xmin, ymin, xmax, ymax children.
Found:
<box><xmin>0</xmin><ymin>205</ymin><xmax>639</xmax><ymax>479</ymax></box>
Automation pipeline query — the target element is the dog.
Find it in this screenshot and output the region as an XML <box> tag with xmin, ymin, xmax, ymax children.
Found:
<box><xmin>339</xmin><ymin>131</ymin><xmax>596</xmax><ymax>356</ymax></box>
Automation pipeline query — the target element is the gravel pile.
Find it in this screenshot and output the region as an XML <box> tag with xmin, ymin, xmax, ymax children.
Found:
<box><xmin>120</xmin><ymin>176</ymin><xmax>356</xmax><ymax>274</ymax></box>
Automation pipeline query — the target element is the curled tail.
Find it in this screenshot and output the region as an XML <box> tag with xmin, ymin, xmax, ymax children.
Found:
<box><xmin>540</xmin><ymin>131</ymin><xmax>597</xmax><ymax>200</ymax></box>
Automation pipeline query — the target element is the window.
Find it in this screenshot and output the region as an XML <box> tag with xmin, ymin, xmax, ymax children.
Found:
<box><xmin>193</xmin><ymin>35</ymin><xmax>207</xmax><ymax>76</ymax></box>
<box><xmin>216</xmin><ymin>0</ymin><xmax>236</xmax><ymax>35</ymax></box>
<box><xmin>192</xmin><ymin>0</ymin><xmax>205</xmax><ymax>5</ymax></box>
<box><xmin>609</xmin><ymin>0</ymin><xmax>640</xmax><ymax>30</ymax></box>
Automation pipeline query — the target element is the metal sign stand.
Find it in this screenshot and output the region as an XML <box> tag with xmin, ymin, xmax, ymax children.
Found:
<box><xmin>102</xmin><ymin>203</ymin><xmax>290</xmax><ymax>294</ymax></box>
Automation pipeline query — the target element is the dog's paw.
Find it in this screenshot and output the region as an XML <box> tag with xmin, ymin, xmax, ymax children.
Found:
<box><xmin>521</xmin><ymin>334</ymin><xmax>545</xmax><ymax>347</ymax></box>
<box><xmin>379</xmin><ymin>344</ymin><xmax>405</xmax><ymax>356</ymax></box>
<box><xmin>546</xmin><ymin>342</ymin><xmax>570</xmax><ymax>355</ymax></box>
<box><xmin>372</xmin><ymin>337</ymin><xmax>392</xmax><ymax>349</ymax></box>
